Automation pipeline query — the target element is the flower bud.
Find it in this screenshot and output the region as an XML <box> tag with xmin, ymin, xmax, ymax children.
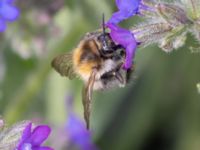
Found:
<box><xmin>159</xmin><ymin>38</ymin><xmax>173</xmax><ymax>52</ymax></box>
<box><xmin>156</xmin><ymin>3</ymin><xmax>191</xmax><ymax>26</ymax></box>
<box><xmin>159</xmin><ymin>31</ymin><xmax>187</xmax><ymax>52</ymax></box>
<box><xmin>192</xmin><ymin>20</ymin><xmax>200</xmax><ymax>42</ymax></box>
<box><xmin>181</xmin><ymin>0</ymin><xmax>200</xmax><ymax>19</ymax></box>
<box><xmin>173</xmin><ymin>33</ymin><xmax>187</xmax><ymax>49</ymax></box>
<box><xmin>132</xmin><ymin>22</ymin><xmax>172</xmax><ymax>46</ymax></box>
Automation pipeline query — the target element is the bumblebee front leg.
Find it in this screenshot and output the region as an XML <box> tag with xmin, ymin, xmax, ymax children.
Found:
<box><xmin>82</xmin><ymin>68</ymin><xmax>97</xmax><ymax>129</ymax></box>
<box><xmin>126</xmin><ymin>64</ymin><xmax>135</xmax><ymax>83</ymax></box>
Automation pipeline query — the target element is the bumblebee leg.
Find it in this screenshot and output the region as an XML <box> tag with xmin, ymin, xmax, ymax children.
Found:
<box><xmin>126</xmin><ymin>64</ymin><xmax>135</xmax><ymax>83</ymax></box>
<box><xmin>82</xmin><ymin>69</ymin><xmax>97</xmax><ymax>129</ymax></box>
<box><xmin>114</xmin><ymin>72</ymin><xmax>124</xmax><ymax>84</ymax></box>
<box><xmin>101</xmin><ymin>62</ymin><xmax>124</xmax><ymax>84</ymax></box>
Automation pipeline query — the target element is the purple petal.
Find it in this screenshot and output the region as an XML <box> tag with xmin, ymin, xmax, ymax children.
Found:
<box><xmin>0</xmin><ymin>18</ymin><xmax>6</xmax><ymax>32</ymax></box>
<box><xmin>20</xmin><ymin>143</ymin><xmax>32</xmax><ymax>150</ymax></box>
<box><xmin>27</xmin><ymin>125</ymin><xmax>51</xmax><ymax>146</ymax></box>
<box><xmin>21</xmin><ymin>123</ymin><xmax>32</xmax><ymax>141</ymax></box>
<box><xmin>4</xmin><ymin>0</ymin><xmax>15</xmax><ymax>3</ymax></box>
<box><xmin>0</xmin><ymin>2</ymin><xmax>19</xmax><ymax>21</ymax></box>
<box><xmin>33</xmin><ymin>146</ymin><xmax>54</xmax><ymax>150</ymax></box>
<box><xmin>17</xmin><ymin>123</ymin><xmax>32</xmax><ymax>149</ymax></box>
<box><xmin>108</xmin><ymin>10</ymin><xmax>134</xmax><ymax>24</ymax></box>
<box><xmin>66</xmin><ymin>113</ymin><xmax>98</xmax><ymax>150</ymax></box>
<box><xmin>67</xmin><ymin>113</ymin><xmax>90</xmax><ymax>140</ymax></box>
<box><xmin>106</xmin><ymin>23</ymin><xmax>137</xmax><ymax>69</ymax></box>
<box><xmin>108</xmin><ymin>0</ymin><xmax>141</xmax><ymax>24</ymax></box>
<box><xmin>124</xmin><ymin>43</ymin><xmax>137</xmax><ymax>69</ymax></box>
<box><xmin>116</xmin><ymin>0</ymin><xmax>140</xmax><ymax>11</ymax></box>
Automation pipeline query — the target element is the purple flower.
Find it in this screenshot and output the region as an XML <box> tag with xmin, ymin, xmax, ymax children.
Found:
<box><xmin>107</xmin><ymin>0</ymin><xmax>141</xmax><ymax>24</ymax></box>
<box><xmin>107</xmin><ymin>23</ymin><xmax>137</xmax><ymax>69</ymax></box>
<box><xmin>106</xmin><ymin>0</ymin><xmax>143</xmax><ymax>69</ymax></box>
<box><xmin>66</xmin><ymin>113</ymin><xmax>98</xmax><ymax>150</ymax></box>
<box><xmin>17</xmin><ymin>123</ymin><xmax>53</xmax><ymax>150</ymax></box>
<box><xmin>0</xmin><ymin>0</ymin><xmax>19</xmax><ymax>32</ymax></box>
<box><xmin>66</xmin><ymin>95</ymin><xmax>98</xmax><ymax>150</ymax></box>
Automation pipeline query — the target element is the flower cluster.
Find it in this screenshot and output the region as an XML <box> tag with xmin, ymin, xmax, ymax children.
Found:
<box><xmin>0</xmin><ymin>120</ymin><xmax>53</xmax><ymax>150</ymax></box>
<box><xmin>106</xmin><ymin>0</ymin><xmax>200</xmax><ymax>69</ymax></box>
<box><xmin>0</xmin><ymin>0</ymin><xmax>19</xmax><ymax>32</ymax></box>
<box><xmin>16</xmin><ymin>123</ymin><xmax>53</xmax><ymax>150</ymax></box>
<box><xmin>0</xmin><ymin>94</ymin><xmax>99</xmax><ymax>150</ymax></box>
<box><xmin>0</xmin><ymin>107</ymin><xmax>98</xmax><ymax>150</ymax></box>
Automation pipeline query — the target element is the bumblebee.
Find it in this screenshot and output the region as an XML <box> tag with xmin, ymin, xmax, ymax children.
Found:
<box><xmin>51</xmin><ymin>17</ymin><xmax>134</xmax><ymax>129</ymax></box>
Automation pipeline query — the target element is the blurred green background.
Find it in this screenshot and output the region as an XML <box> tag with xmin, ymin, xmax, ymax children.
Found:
<box><xmin>0</xmin><ymin>0</ymin><xmax>200</xmax><ymax>150</ymax></box>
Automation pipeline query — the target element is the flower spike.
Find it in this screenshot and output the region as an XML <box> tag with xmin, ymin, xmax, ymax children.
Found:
<box><xmin>16</xmin><ymin>123</ymin><xmax>53</xmax><ymax>150</ymax></box>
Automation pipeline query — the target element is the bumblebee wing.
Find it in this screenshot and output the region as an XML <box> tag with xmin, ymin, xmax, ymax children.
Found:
<box><xmin>82</xmin><ymin>69</ymin><xmax>97</xmax><ymax>129</ymax></box>
<box><xmin>51</xmin><ymin>53</ymin><xmax>76</xmax><ymax>80</ymax></box>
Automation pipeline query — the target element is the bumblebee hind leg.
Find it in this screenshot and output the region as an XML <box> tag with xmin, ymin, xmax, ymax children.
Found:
<box><xmin>82</xmin><ymin>69</ymin><xmax>97</xmax><ymax>129</ymax></box>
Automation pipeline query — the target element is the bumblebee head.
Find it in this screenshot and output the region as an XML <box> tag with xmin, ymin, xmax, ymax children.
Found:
<box><xmin>101</xmin><ymin>14</ymin><xmax>110</xmax><ymax>52</ymax></box>
<box><xmin>98</xmin><ymin>14</ymin><xmax>122</xmax><ymax>56</ymax></box>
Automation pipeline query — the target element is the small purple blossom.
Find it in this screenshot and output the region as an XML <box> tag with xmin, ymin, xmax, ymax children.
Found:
<box><xmin>17</xmin><ymin>123</ymin><xmax>53</xmax><ymax>150</ymax></box>
<box><xmin>0</xmin><ymin>0</ymin><xmax>19</xmax><ymax>32</ymax></box>
<box><xmin>107</xmin><ymin>23</ymin><xmax>137</xmax><ymax>69</ymax></box>
<box><xmin>107</xmin><ymin>0</ymin><xmax>141</xmax><ymax>24</ymax></box>
<box><xmin>66</xmin><ymin>95</ymin><xmax>98</xmax><ymax>150</ymax></box>
<box><xmin>66</xmin><ymin>113</ymin><xmax>98</xmax><ymax>150</ymax></box>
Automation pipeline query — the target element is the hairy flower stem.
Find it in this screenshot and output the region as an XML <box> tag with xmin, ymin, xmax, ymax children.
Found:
<box><xmin>130</xmin><ymin>0</ymin><xmax>200</xmax><ymax>52</ymax></box>
<box><xmin>131</xmin><ymin>23</ymin><xmax>173</xmax><ymax>46</ymax></box>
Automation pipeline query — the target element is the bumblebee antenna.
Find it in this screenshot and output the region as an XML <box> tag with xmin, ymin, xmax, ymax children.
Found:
<box><xmin>102</xmin><ymin>13</ymin><xmax>106</xmax><ymax>36</ymax></box>
<box><xmin>101</xmin><ymin>13</ymin><xmax>109</xmax><ymax>51</ymax></box>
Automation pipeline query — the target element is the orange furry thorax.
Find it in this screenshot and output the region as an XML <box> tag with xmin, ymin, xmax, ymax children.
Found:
<box><xmin>72</xmin><ymin>40</ymin><xmax>102</xmax><ymax>77</ymax></box>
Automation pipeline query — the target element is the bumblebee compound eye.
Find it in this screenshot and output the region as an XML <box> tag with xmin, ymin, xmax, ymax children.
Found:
<box><xmin>111</xmin><ymin>48</ymin><xmax>125</xmax><ymax>61</ymax></box>
<box><xmin>98</xmin><ymin>34</ymin><xmax>113</xmax><ymax>51</ymax></box>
